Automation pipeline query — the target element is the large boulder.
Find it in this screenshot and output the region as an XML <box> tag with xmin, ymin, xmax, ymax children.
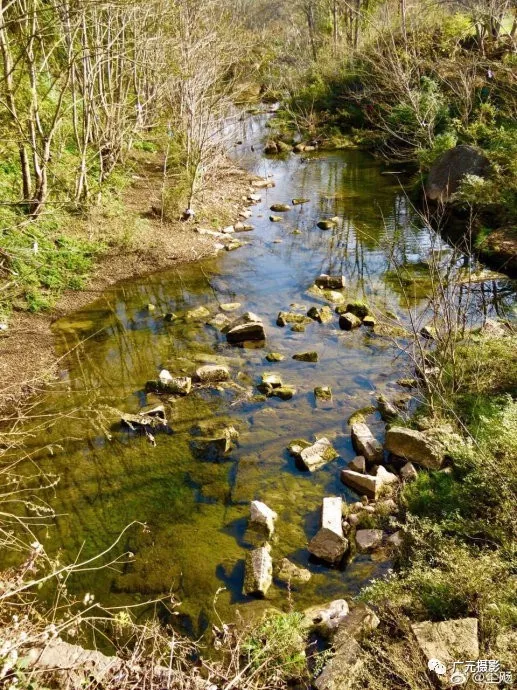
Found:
<box><xmin>289</xmin><ymin>437</ymin><xmax>338</xmax><ymax>472</ymax></box>
<box><xmin>351</xmin><ymin>422</ymin><xmax>383</xmax><ymax>463</ymax></box>
<box><xmin>425</xmin><ymin>145</ymin><xmax>490</xmax><ymax>203</ymax></box>
<box><xmin>411</xmin><ymin>618</ymin><xmax>479</xmax><ymax>669</ymax></box>
<box><xmin>385</xmin><ymin>426</ymin><xmax>444</xmax><ymax>469</ymax></box>
<box><xmin>225</xmin><ymin>312</ymin><xmax>266</xmax><ymax>344</ymax></box>
<box><xmin>243</xmin><ymin>545</ymin><xmax>273</xmax><ymax>597</ymax></box>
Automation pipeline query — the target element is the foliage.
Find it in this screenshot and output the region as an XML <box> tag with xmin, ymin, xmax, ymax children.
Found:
<box><xmin>241</xmin><ymin>612</ymin><xmax>309</xmax><ymax>686</ymax></box>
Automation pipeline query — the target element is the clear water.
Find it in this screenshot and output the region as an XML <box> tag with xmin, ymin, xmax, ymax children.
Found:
<box><xmin>11</xmin><ymin>114</ymin><xmax>516</xmax><ymax>636</ymax></box>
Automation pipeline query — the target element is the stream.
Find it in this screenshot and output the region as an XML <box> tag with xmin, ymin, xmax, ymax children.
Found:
<box><xmin>13</xmin><ymin>113</ymin><xmax>517</xmax><ymax>636</ymax></box>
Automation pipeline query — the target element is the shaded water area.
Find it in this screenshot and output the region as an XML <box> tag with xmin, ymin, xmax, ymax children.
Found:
<box><xmin>11</xmin><ymin>114</ymin><xmax>517</xmax><ymax>636</ymax></box>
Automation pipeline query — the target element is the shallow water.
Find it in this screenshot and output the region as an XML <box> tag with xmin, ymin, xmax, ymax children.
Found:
<box><xmin>11</xmin><ymin>115</ymin><xmax>516</xmax><ymax>635</ymax></box>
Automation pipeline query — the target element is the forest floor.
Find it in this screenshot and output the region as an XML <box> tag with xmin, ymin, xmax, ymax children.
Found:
<box><xmin>0</xmin><ymin>152</ymin><xmax>252</xmax><ymax>414</ymax></box>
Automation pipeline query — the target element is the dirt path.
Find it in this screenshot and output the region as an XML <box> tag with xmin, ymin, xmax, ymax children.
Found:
<box><xmin>0</xmin><ymin>154</ymin><xmax>254</xmax><ymax>414</ymax></box>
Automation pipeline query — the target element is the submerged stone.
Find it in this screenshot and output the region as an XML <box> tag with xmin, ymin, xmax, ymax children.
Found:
<box><xmin>314</xmin><ymin>386</ymin><xmax>332</xmax><ymax>401</ymax></box>
<box><xmin>265</xmin><ymin>352</ymin><xmax>285</xmax><ymax>362</ymax></box>
<box><xmin>276</xmin><ymin>558</ymin><xmax>311</xmax><ymax>584</ymax></box>
<box><xmin>317</xmin><ymin>219</ymin><xmax>337</xmax><ymax>230</ymax></box>
<box><xmin>269</xmin><ymin>215</ymin><xmax>282</xmax><ymax>222</ymax></box>
<box><xmin>292</xmin><ymin>198</ymin><xmax>310</xmax><ymax>205</ymax></box>
<box><xmin>146</xmin><ymin>370</ymin><xmax>192</xmax><ymax>396</ymax></box>
<box><xmin>270</xmin><ymin>203</ymin><xmax>291</xmax><ymax>212</ymax></box>
<box><xmin>307</xmin><ymin>285</ymin><xmax>346</xmax><ymax>305</ymax></box>
<box><xmin>291</xmin><ymin>324</ymin><xmax>306</xmax><ymax>332</ymax></box>
<box><xmin>190</xmin><ymin>425</ymin><xmax>238</xmax><ymax>461</ymax></box>
<box><xmin>260</xmin><ymin>372</ymin><xmax>283</xmax><ymax>388</ymax></box>
<box><xmin>195</xmin><ymin>364</ymin><xmax>230</xmax><ymax>384</ymax></box>
<box><xmin>220</xmin><ymin>302</ymin><xmax>241</xmax><ymax>312</ymax></box>
<box><xmin>293</xmin><ymin>351</ymin><xmax>319</xmax><ymax>363</ymax></box>
<box><xmin>185</xmin><ymin>305</ymin><xmax>211</xmax><ymax>320</ymax></box>
<box><xmin>269</xmin><ymin>385</ymin><xmax>296</xmax><ymax>400</ymax></box>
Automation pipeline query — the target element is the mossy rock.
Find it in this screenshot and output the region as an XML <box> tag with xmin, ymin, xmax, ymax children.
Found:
<box><xmin>266</xmin><ymin>352</ymin><xmax>285</xmax><ymax>362</ymax></box>
<box><xmin>314</xmin><ymin>386</ymin><xmax>332</xmax><ymax>401</ymax></box>
<box><xmin>346</xmin><ymin>301</ymin><xmax>370</xmax><ymax>319</ymax></box>
<box><xmin>293</xmin><ymin>351</ymin><xmax>318</xmax><ymax>363</ymax></box>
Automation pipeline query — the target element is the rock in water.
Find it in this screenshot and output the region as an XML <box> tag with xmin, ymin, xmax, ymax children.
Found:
<box><xmin>276</xmin><ymin>311</ymin><xmax>312</xmax><ymax>327</ymax></box>
<box><xmin>292</xmin><ymin>351</ymin><xmax>319</xmax><ymax>362</ymax></box>
<box><xmin>269</xmin><ymin>385</ymin><xmax>296</xmax><ymax>400</ymax></box>
<box><xmin>351</xmin><ymin>422</ymin><xmax>383</xmax><ymax>463</ymax></box>
<box><xmin>385</xmin><ymin>426</ymin><xmax>444</xmax><ymax>469</ymax></box>
<box><xmin>345</xmin><ymin>302</ymin><xmax>370</xmax><ymax>319</ymax></box>
<box><xmin>270</xmin><ymin>203</ymin><xmax>291</xmax><ymax>212</ymax></box>
<box><xmin>308</xmin><ymin>528</ymin><xmax>347</xmax><ymax>565</ymax></box>
<box><xmin>425</xmin><ymin>145</ymin><xmax>490</xmax><ymax>203</ymax></box>
<box><xmin>185</xmin><ymin>305</ymin><xmax>211</xmax><ymax>320</ymax></box>
<box><xmin>249</xmin><ymin>500</ymin><xmax>277</xmax><ymax>537</ymax></box>
<box><xmin>190</xmin><ymin>426</ymin><xmax>238</xmax><ymax>461</ymax></box>
<box><xmin>315</xmin><ymin>274</ymin><xmax>345</xmax><ymax>289</ymax></box>
<box><xmin>339</xmin><ymin>312</ymin><xmax>362</xmax><ymax>330</ymax></box>
<box><xmin>290</xmin><ymin>437</ymin><xmax>338</xmax><ymax>472</ymax></box>
<box><xmin>265</xmin><ymin>352</ymin><xmax>285</xmax><ymax>362</ymax></box>
<box><xmin>292</xmin><ymin>197</ymin><xmax>309</xmax><ymax>205</ymax></box>
<box><xmin>314</xmin><ymin>386</ymin><xmax>332</xmax><ymax>401</ymax></box>
<box><xmin>307</xmin><ymin>305</ymin><xmax>333</xmax><ymax>323</ymax></box>
<box><xmin>146</xmin><ymin>371</ymin><xmax>191</xmax><ymax>395</ymax></box>
<box><xmin>225</xmin><ymin>312</ymin><xmax>266</xmax><ymax>344</ymax></box>
<box><xmin>348</xmin><ymin>456</ymin><xmax>366</xmax><ymax>473</ymax></box>
<box><xmin>276</xmin><ymin>558</ymin><xmax>311</xmax><ymax>584</ymax></box>
<box><xmin>376</xmin><ymin>394</ymin><xmax>399</xmax><ymax>421</ymax></box>
<box><xmin>355</xmin><ymin>529</ymin><xmax>383</xmax><ymax>553</ymax></box>
<box><xmin>317</xmin><ymin>219</ymin><xmax>337</xmax><ymax>230</ymax></box>
<box><xmin>195</xmin><ymin>364</ymin><xmax>230</xmax><ymax>384</ymax></box>
<box><xmin>243</xmin><ymin>545</ymin><xmax>273</xmax><ymax>597</ymax></box>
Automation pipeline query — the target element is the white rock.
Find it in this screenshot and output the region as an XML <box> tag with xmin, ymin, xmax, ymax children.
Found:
<box><xmin>351</xmin><ymin>423</ymin><xmax>383</xmax><ymax>463</ymax></box>
<box><xmin>322</xmin><ymin>497</ymin><xmax>343</xmax><ymax>537</ymax></box>
<box><xmin>250</xmin><ymin>500</ymin><xmax>277</xmax><ymax>537</ymax></box>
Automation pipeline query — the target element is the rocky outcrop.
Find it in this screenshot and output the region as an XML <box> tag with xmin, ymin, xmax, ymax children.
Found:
<box><xmin>385</xmin><ymin>426</ymin><xmax>444</xmax><ymax>469</ymax></box>
<box><xmin>225</xmin><ymin>312</ymin><xmax>266</xmax><ymax>344</ymax></box>
<box><xmin>249</xmin><ymin>500</ymin><xmax>277</xmax><ymax>537</ymax></box>
<box><xmin>425</xmin><ymin>145</ymin><xmax>490</xmax><ymax>203</ymax></box>
<box><xmin>289</xmin><ymin>437</ymin><xmax>338</xmax><ymax>472</ymax></box>
<box><xmin>351</xmin><ymin>422</ymin><xmax>383</xmax><ymax>463</ymax></box>
<box><xmin>243</xmin><ymin>545</ymin><xmax>273</xmax><ymax>597</ymax></box>
<box><xmin>411</xmin><ymin>618</ymin><xmax>479</xmax><ymax>668</ymax></box>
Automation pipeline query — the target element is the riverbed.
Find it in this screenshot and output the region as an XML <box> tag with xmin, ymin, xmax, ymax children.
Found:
<box><xmin>13</xmin><ymin>113</ymin><xmax>516</xmax><ymax>636</ymax></box>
